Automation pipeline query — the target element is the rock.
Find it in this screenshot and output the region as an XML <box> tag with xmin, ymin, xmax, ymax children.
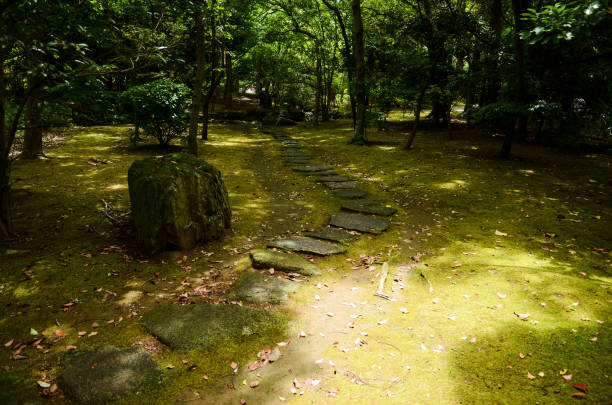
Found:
<box><xmin>324</xmin><ymin>181</ymin><xmax>357</xmax><ymax>190</ymax></box>
<box><xmin>281</xmin><ymin>140</ymin><xmax>300</xmax><ymax>146</ymax></box>
<box><xmin>281</xmin><ymin>151</ymin><xmax>309</xmax><ymax>158</ymax></box>
<box><xmin>142</xmin><ymin>304</ymin><xmax>285</xmax><ymax>351</ymax></box>
<box><xmin>284</xmin><ymin>157</ymin><xmax>310</xmax><ymax>164</ymax></box>
<box><xmin>316</xmin><ymin>175</ymin><xmax>350</xmax><ymax>183</ymax></box>
<box><xmin>250</xmin><ymin>249</ymin><xmax>321</xmax><ymax>276</ymax></box>
<box><xmin>311</xmin><ymin>170</ymin><xmax>339</xmax><ymax>177</ymax></box>
<box><xmin>292</xmin><ymin>165</ymin><xmax>331</xmax><ymax>173</ymax></box>
<box><xmin>229</xmin><ymin>273</ymin><xmax>300</xmax><ymax>304</ymax></box>
<box><xmin>268</xmin><ymin>236</ymin><xmax>346</xmax><ymax>256</ymax></box>
<box><xmin>341</xmin><ymin>199</ymin><xmax>397</xmax><ymax>216</ymax></box>
<box><xmin>333</xmin><ymin>189</ymin><xmax>368</xmax><ymax>199</ymax></box>
<box><xmin>57</xmin><ymin>346</ymin><xmax>162</xmax><ymax>404</ymax></box>
<box><xmin>128</xmin><ymin>153</ymin><xmax>231</xmax><ymax>253</ymax></box>
<box><xmin>307</xmin><ymin>227</ymin><xmax>358</xmax><ymax>244</ymax></box>
<box><xmin>0</xmin><ymin>374</ymin><xmax>41</xmax><ymax>405</ymax></box>
<box><xmin>262</xmin><ymin>113</ymin><xmax>295</xmax><ymax>126</ymax></box>
<box><xmin>330</xmin><ymin>213</ymin><xmax>389</xmax><ymax>234</ymax></box>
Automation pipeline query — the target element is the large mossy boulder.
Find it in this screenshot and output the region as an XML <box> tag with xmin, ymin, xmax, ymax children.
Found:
<box><xmin>128</xmin><ymin>153</ymin><xmax>231</xmax><ymax>253</ymax></box>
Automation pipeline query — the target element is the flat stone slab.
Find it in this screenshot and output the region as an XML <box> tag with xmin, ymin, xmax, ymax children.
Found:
<box><xmin>281</xmin><ymin>151</ymin><xmax>309</xmax><ymax>157</ymax></box>
<box><xmin>250</xmin><ymin>249</ymin><xmax>321</xmax><ymax>276</ymax></box>
<box><xmin>268</xmin><ymin>236</ymin><xmax>346</xmax><ymax>256</ymax></box>
<box><xmin>281</xmin><ymin>140</ymin><xmax>300</xmax><ymax>146</ymax></box>
<box><xmin>333</xmin><ymin>189</ymin><xmax>368</xmax><ymax>199</ymax></box>
<box><xmin>330</xmin><ymin>213</ymin><xmax>390</xmax><ymax>234</ymax></box>
<box><xmin>284</xmin><ymin>157</ymin><xmax>311</xmax><ymax>164</ymax></box>
<box><xmin>311</xmin><ymin>170</ymin><xmax>338</xmax><ymax>177</ymax></box>
<box><xmin>341</xmin><ymin>199</ymin><xmax>397</xmax><ymax>216</ymax></box>
<box><xmin>58</xmin><ymin>346</ymin><xmax>162</xmax><ymax>404</ymax></box>
<box><xmin>292</xmin><ymin>165</ymin><xmax>331</xmax><ymax>173</ymax></box>
<box><xmin>0</xmin><ymin>374</ymin><xmax>41</xmax><ymax>405</ymax></box>
<box><xmin>316</xmin><ymin>175</ymin><xmax>351</xmax><ymax>183</ymax></box>
<box><xmin>307</xmin><ymin>227</ymin><xmax>358</xmax><ymax>244</ymax></box>
<box><xmin>143</xmin><ymin>304</ymin><xmax>285</xmax><ymax>351</ymax></box>
<box><xmin>324</xmin><ymin>181</ymin><xmax>357</xmax><ymax>190</ymax></box>
<box><xmin>229</xmin><ymin>273</ymin><xmax>300</xmax><ymax>304</ymax></box>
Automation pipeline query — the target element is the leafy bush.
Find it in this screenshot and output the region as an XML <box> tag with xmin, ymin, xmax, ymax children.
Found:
<box><xmin>474</xmin><ymin>102</ymin><xmax>527</xmax><ymax>133</ymax></box>
<box><xmin>119</xmin><ymin>79</ymin><xmax>190</xmax><ymax>145</ymax></box>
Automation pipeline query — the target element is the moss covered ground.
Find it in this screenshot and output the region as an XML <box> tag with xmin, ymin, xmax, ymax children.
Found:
<box><xmin>0</xmin><ymin>119</ymin><xmax>610</xmax><ymax>404</ymax></box>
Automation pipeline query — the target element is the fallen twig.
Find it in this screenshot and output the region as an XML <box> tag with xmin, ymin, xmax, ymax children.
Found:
<box><xmin>374</xmin><ymin>262</ymin><xmax>391</xmax><ymax>300</ymax></box>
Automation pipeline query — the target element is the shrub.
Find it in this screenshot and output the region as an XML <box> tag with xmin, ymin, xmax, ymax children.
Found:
<box><xmin>474</xmin><ymin>102</ymin><xmax>527</xmax><ymax>133</ymax></box>
<box><xmin>119</xmin><ymin>79</ymin><xmax>190</xmax><ymax>146</ymax></box>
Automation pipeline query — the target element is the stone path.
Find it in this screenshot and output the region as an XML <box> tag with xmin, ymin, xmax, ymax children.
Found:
<box><xmin>48</xmin><ymin>124</ymin><xmax>399</xmax><ymax>404</ymax></box>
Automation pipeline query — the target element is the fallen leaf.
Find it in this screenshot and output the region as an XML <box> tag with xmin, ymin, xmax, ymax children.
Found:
<box><xmin>519</xmin><ymin>353</ymin><xmax>525</xmax><ymax>359</ymax></box>
<box><xmin>66</xmin><ymin>345</ymin><xmax>77</xmax><ymax>351</ymax></box>
<box><xmin>249</xmin><ymin>381</ymin><xmax>259</xmax><ymax>388</ymax></box>
<box><xmin>240</xmin><ymin>399</ymin><xmax>246</xmax><ymax>404</ymax></box>
<box><xmin>230</xmin><ymin>362</ymin><xmax>238</xmax><ymax>370</ymax></box>
<box><xmin>37</xmin><ymin>381</ymin><xmax>50</xmax><ymax>388</ymax></box>
<box><xmin>496</xmin><ymin>292</ymin><xmax>507</xmax><ymax>299</ymax></box>
<box><xmin>573</xmin><ymin>383</ymin><xmax>588</xmax><ymax>392</ymax></box>
<box><xmin>571</xmin><ymin>392</ymin><xmax>586</xmax><ymax>398</ymax></box>
<box><xmin>563</xmin><ymin>375</ymin><xmax>573</xmax><ymax>380</ymax></box>
<box><xmin>538</xmin><ymin>372</ymin><xmax>545</xmax><ymax>377</ymax></box>
<box><xmin>495</xmin><ymin>230</ymin><xmax>507</xmax><ymax>236</ymax></box>
<box><xmin>527</xmin><ymin>372</ymin><xmax>536</xmax><ymax>380</ymax></box>
<box><xmin>4</xmin><ymin>339</ymin><xmax>14</xmax><ymax>347</ymax></box>
<box><xmin>514</xmin><ymin>312</ymin><xmax>530</xmax><ymax>320</ymax></box>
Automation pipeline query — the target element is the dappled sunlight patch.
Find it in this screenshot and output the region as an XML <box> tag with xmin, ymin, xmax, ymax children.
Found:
<box><xmin>436</xmin><ymin>179</ymin><xmax>468</xmax><ymax>190</ymax></box>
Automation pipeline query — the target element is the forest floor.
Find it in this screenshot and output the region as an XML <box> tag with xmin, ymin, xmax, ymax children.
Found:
<box><xmin>1</xmin><ymin>119</ymin><xmax>611</xmax><ymax>404</ymax></box>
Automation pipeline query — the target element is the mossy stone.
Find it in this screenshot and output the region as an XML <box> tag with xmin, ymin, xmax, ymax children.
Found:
<box><xmin>0</xmin><ymin>373</ymin><xmax>41</xmax><ymax>405</ymax></box>
<box><xmin>229</xmin><ymin>273</ymin><xmax>300</xmax><ymax>304</ymax></box>
<box><xmin>268</xmin><ymin>236</ymin><xmax>347</xmax><ymax>255</ymax></box>
<box><xmin>250</xmin><ymin>249</ymin><xmax>321</xmax><ymax>276</ymax></box>
<box><xmin>307</xmin><ymin>227</ymin><xmax>358</xmax><ymax>244</ymax></box>
<box><xmin>292</xmin><ymin>165</ymin><xmax>331</xmax><ymax>173</ymax></box>
<box><xmin>57</xmin><ymin>346</ymin><xmax>162</xmax><ymax>404</ymax></box>
<box><xmin>324</xmin><ymin>181</ymin><xmax>357</xmax><ymax>189</ymax></box>
<box><xmin>333</xmin><ymin>188</ymin><xmax>368</xmax><ymax>198</ymax></box>
<box><xmin>142</xmin><ymin>304</ymin><xmax>286</xmax><ymax>351</ymax></box>
<box><xmin>341</xmin><ymin>199</ymin><xmax>397</xmax><ymax>216</ymax></box>
<box><xmin>128</xmin><ymin>153</ymin><xmax>231</xmax><ymax>253</ymax></box>
<box><xmin>330</xmin><ymin>213</ymin><xmax>390</xmax><ymax>234</ymax></box>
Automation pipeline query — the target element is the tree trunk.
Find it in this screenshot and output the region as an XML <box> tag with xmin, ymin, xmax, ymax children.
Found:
<box><xmin>500</xmin><ymin>127</ymin><xmax>514</xmax><ymax>158</ymax></box>
<box><xmin>187</xmin><ymin>6</ymin><xmax>206</xmax><ymax>156</ymax></box>
<box><xmin>350</xmin><ymin>0</ymin><xmax>367</xmax><ymax>145</ymax></box>
<box><xmin>21</xmin><ymin>77</ymin><xmax>44</xmax><ymax>159</ymax></box>
<box><xmin>483</xmin><ymin>0</ymin><xmax>502</xmax><ymax>105</ymax></box>
<box><xmin>201</xmin><ymin>0</ymin><xmax>217</xmax><ymax>141</ymax></box>
<box><xmin>223</xmin><ymin>50</ymin><xmax>233</xmax><ymax>108</ymax></box>
<box><xmin>314</xmin><ymin>47</ymin><xmax>322</xmax><ymax>125</ymax></box>
<box><xmin>512</xmin><ymin>0</ymin><xmax>529</xmax><ymax>141</ymax></box>
<box><xmin>405</xmin><ymin>87</ymin><xmax>425</xmax><ymax>150</ymax></box>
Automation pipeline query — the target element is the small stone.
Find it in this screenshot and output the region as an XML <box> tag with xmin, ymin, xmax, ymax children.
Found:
<box><xmin>268</xmin><ymin>237</ymin><xmax>346</xmax><ymax>256</ymax></box>
<box><xmin>330</xmin><ymin>213</ymin><xmax>389</xmax><ymax>234</ymax></box>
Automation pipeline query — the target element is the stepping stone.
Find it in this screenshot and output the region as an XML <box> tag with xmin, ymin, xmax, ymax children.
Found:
<box><xmin>316</xmin><ymin>175</ymin><xmax>350</xmax><ymax>183</ymax></box>
<box><xmin>341</xmin><ymin>199</ymin><xmax>397</xmax><ymax>216</ymax></box>
<box><xmin>284</xmin><ymin>157</ymin><xmax>310</xmax><ymax>164</ymax></box>
<box><xmin>311</xmin><ymin>170</ymin><xmax>338</xmax><ymax>177</ymax></box>
<box><xmin>268</xmin><ymin>236</ymin><xmax>346</xmax><ymax>255</ymax></box>
<box><xmin>58</xmin><ymin>346</ymin><xmax>162</xmax><ymax>404</ymax></box>
<box><xmin>250</xmin><ymin>248</ymin><xmax>321</xmax><ymax>276</ymax></box>
<box><xmin>330</xmin><ymin>213</ymin><xmax>390</xmax><ymax>234</ymax></box>
<box><xmin>292</xmin><ymin>165</ymin><xmax>330</xmax><ymax>173</ymax></box>
<box><xmin>143</xmin><ymin>304</ymin><xmax>285</xmax><ymax>351</ymax></box>
<box><xmin>333</xmin><ymin>189</ymin><xmax>368</xmax><ymax>199</ymax></box>
<box><xmin>307</xmin><ymin>227</ymin><xmax>358</xmax><ymax>244</ymax></box>
<box><xmin>324</xmin><ymin>181</ymin><xmax>357</xmax><ymax>190</ymax></box>
<box><xmin>281</xmin><ymin>151</ymin><xmax>308</xmax><ymax>157</ymax></box>
<box><xmin>282</xmin><ymin>140</ymin><xmax>300</xmax><ymax>146</ymax></box>
<box><xmin>229</xmin><ymin>273</ymin><xmax>300</xmax><ymax>304</ymax></box>
<box><xmin>0</xmin><ymin>373</ymin><xmax>41</xmax><ymax>405</ymax></box>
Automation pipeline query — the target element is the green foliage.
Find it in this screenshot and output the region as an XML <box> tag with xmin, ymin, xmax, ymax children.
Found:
<box><xmin>119</xmin><ymin>79</ymin><xmax>190</xmax><ymax>145</ymax></box>
<box><xmin>521</xmin><ymin>1</ymin><xmax>608</xmax><ymax>44</ymax></box>
<box><xmin>474</xmin><ymin>102</ymin><xmax>527</xmax><ymax>131</ymax></box>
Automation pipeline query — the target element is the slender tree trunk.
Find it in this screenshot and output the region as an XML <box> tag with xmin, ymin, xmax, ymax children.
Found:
<box><xmin>405</xmin><ymin>87</ymin><xmax>425</xmax><ymax>150</ymax></box>
<box><xmin>483</xmin><ymin>0</ymin><xmax>502</xmax><ymax>105</ymax></box>
<box><xmin>500</xmin><ymin>126</ymin><xmax>514</xmax><ymax>158</ymax></box>
<box><xmin>314</xmin><ymin>46</ymin><xmax>322</xmax><ymax>125</ymax></box>
<box><xmin>223</xmin><ymin>50</ymin><xmax>233</xmax><ymax>108</ymax></box>
<box><xmin>512</xmin><ymin>0</ymin><xmax>529</xmax><ymax>141</ymax></box>
<box><xmin>0</xmin><ymin>64</ymin><xmax>9</xmax><ymax>239</ymax></box>
<box><xmin>21</xmin><ymin>77</ymin><xmax>44</xmax><ymax>159</ymax></box>
<box><xmin>188</xmin><ymin>6</ymin><xmax>206</xmax><ymax>156</ymax></box>
<box><xmin>201</xmin><ymin>0</ymin><xmax>217</xmax><ymax>141</ymax></box>
<box><xmin>350</xmin><ymin>0</ymin><xmax>367</xmax><ymax>145</ymax></box>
